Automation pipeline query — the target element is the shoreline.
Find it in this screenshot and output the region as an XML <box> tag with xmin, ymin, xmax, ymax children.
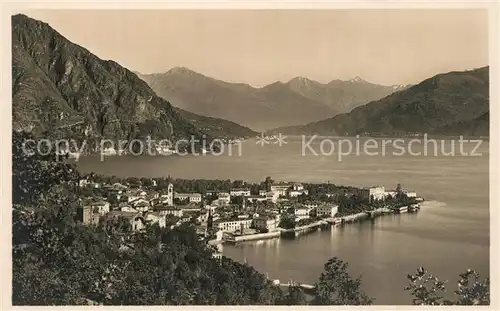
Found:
<box><xmin>217</xmin><ymin>204</ymin><xmax>422</xmax><ymax>245</ymax></box>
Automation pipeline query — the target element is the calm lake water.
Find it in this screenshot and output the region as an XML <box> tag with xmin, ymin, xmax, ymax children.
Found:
<box><xmin>77</xmin><ymin>137</ymin><xmax>490</xmax><ymax>304</ymax></box>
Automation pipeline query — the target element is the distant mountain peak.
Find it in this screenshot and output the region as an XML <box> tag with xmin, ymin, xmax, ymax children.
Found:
<box><xmin>167</xmin><ymin>66</ymin><xmax>198</xmax><ymax>75</ymax></box>
<box><xmin>287</xmin><ymin>76</ymin><xmax>321</xmax><ymax>86</ymax></box>
<box><xmin>349</xmin><ymin>76</ymin><xmax>365</xmax><ymax>83</ymax></box>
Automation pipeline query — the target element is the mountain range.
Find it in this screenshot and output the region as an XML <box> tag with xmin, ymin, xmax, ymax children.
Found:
<box><xmin>11</xmin><ymin>14</ymin><xmax>256</xmax><ymax>151</ymax></box>
<box><xmin>137</xmin><ymin>69</ymin><xmax>408</xmax><ymax>131</ymax></box>
<box><xmin>267</xmin><ymin>67</ymin><xmax>489</xmax><ymax>137</ymax></box>
<box><xmin>11</xmin><ymin>13</ymin><xmax>489</xmax><ymax>145</ymax></box>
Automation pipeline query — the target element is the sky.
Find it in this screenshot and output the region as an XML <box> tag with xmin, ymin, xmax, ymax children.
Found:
<box><xmin>20</xmin><ymin>9</ymin><xmax>489</xmax><ymax>87</ymax></box>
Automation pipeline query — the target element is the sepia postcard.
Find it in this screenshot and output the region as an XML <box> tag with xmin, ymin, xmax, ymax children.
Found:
<box><xmin>2</xmin><ymin>1</ymin><xmax>498</xmax><ymax>308</ymax></box>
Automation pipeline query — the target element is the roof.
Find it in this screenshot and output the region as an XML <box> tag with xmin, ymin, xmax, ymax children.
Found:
<box><xmin>106</xmin><ymin>211</ymin><xmax>140</xmax><ymax>220</ymax></box>
<box><xmin>271</xmin><ymin>184</ymin><xmax>291</xmax><ymax>189</ymax></box>
<box><xmin>154</xmin><ymin>205</ymin><xmax>180</xmax><ymax>211</ymax></box>
<box><xmin>134</xmin><ymin>201</ymin><xmax>150</xmax><ymax>207</ymax></box>
<box><xmin>231</xmin><ymin>188</ymin><xmax>250</xmax><ymax>191</ymax></box>
<box><xmin>87</xmin><ymin>200</ymin><xmax>108</xmax><ymax>206</ymax></box>
<box><xmin>175</xmin><ymin>192</ymin><xmax>202</xmax><ymax>197</ymax></box>
<box><xmin>145</xmin><ymin>211</ymin><xmax>161</xmax><ymax>218</ymax></box>
<box><xmin>245</xmin><ymin>195</ymin><xmax>266</xmax><ymax>199</ymax></box>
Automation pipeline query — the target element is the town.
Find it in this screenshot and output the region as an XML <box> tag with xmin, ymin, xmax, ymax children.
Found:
<box><xmin>76</xmin><ymin>175</ymin><xmax>423</xmax><ymax>252</ymax></box>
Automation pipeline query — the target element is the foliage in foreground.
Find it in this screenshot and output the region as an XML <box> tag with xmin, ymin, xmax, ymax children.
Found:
<box><xmin>405</xmin><ymin>267</ymin><xmax>489</xmax><ymax>305</ymax></box>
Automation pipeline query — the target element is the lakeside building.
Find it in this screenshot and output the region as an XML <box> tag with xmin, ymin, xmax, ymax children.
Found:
<box><xmin>230</xmin><ymin>188</ymin><xmax>251</xmax><ymax>197</ymax></box>
<box><xmin>384</xmin><ymin>190</ymin><xmax>397</xmax><ymax>198</ymax></box>
<box><xmin>294</xmin><ymin>206</ymin><xmax>313</xmax><ymax>221</ymax></box>
<box><xmin>253</xmin><ymin>215</ymin><xmax>278</xmax><ymax>231</ymax></box>
<box><xmin>356</xmin><ymin>186</ymin><xmax>386</xmax><ymax>201</ymax></box>
<box><xmin>316</xmin><ymin>204</ymin><xmax>339</xmax><ymax>218</ymax></box>
<box><xmin>383</xmin><ymin>189</ymin><xmax>417</xmax><ymax>198</ymax></box>
<box><xmin>215</xmin><ymin>218</ymin><xmax>253</xmax><ymax>233</ymax></box>
<box><xmin>404</xmin><ymin>190</ymin><xmax>417</xmax><ymax>198</ymax></box>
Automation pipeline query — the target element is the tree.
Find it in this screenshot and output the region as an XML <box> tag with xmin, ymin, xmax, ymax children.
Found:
<box><xmin>264</xmin><ymin>177</ymin><xmax>274</xmax><ymax>192</ymax></box>
<box><xmin>312</xmin><ymin>257</ymin><xmax>373</xmax><ymax>305</ymax></box>
<box><xmin>281</xmin><ymin>285</ymin><xmax>307</xmax><ymax>305</ymax></box>
<box><xmin>278</xmin><ymin>215</ymin><xmax>296</xmax><ymax>230</ymax></box>
<box><xmin>404</xmin><ymin>267</ymin><xmax>490</xmax><ymax>305</ymax></box>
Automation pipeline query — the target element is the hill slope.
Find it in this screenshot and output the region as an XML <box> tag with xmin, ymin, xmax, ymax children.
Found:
<box><xmin>12</xmin><ymin>14</ymin><xmax>254</xmax><ymax>152</ymax></box>
<box><xmin>138</xmin><ymin>69</ymin><xmax>403</xmax><ymax>131</ymax></box>
<box><xmin>268</xmin><ymin>67</ymin><xmax>489</xmax><ymax>137</ymax></box>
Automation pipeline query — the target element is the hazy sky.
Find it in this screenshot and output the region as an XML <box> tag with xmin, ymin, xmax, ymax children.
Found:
<box><xmin>21</xmin><ymin>9</ymin><xmax>489</xmax><ymax>86</ymax></box>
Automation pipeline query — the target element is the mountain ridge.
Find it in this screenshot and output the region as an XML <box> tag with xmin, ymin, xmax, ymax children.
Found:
<box><xmin>267</xmin><ymin>66</ymin><xmax>489</xmax><ymax>137</ymax></box>
<box><xmin>137</xmin><ymin>67</ymin><xmax>406</xmax><ymax>131</ymax></box>
<box><xmin>11</xmin><ymin>14</ymin><xmax>256</xmax><ymax>149</ymax></box>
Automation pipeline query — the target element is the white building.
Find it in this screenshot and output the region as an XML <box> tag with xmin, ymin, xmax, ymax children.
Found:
<box><xmin>155</xmin><ymin>205</ymin><xmax>184</xmax><ymax>218</ymax></box>
<box><xmin>218</xmin><ymin>192</ymin><xmax>231</xmax><ymax>204</ymax></box>
<box><xmin>88</xmin><ymin>200</ymin><xmax>110</xmax><ymax>216</ymax></box>
<box><xmin>357</xmin><ymin>186</ymin><xmax>386</xmax><ymax>201</ymax></box>
<box><xmin>175</xmin><ymin>192</ymin><xmax>202</xmax><ymax>203</ymax></box>
<box><xmin>384</xmin><ymin>190</ymin><xmax>397</xmax><ymax>198</ymax></box>
<box><xmin>266</xmin><ymin>191</ymin><xmax>280</xmax><ymax>203</ymax></box>
<box><xmin>230</xmin><ymin>188</ymin><xmax>251</xmax><ymax>197</ymax></box>
<box><xmin>304</xmin><ymin>202</ymin><xmax>319</xmax><ymax>209</ymax></box>
<box><xmin>119</xmin><ymin>204</ymin><xmax>138</xmax><ymax>213</ymax></box>
<box><xmin>294</xmin><ymin>207</ymin><xmax>312</xmax><ymax>221</ymax></box>
<box><xmin>259</xmin><ymin>189</ymin><xmax>268</xmax><ymax>196</ymax></box>
<box><xmin>404</xmin><ymin>191</ymin><xmax>417</xmax><ymax>198</ymax></box>
<box><xmin>316</xmin><ymin>204</ymin><xmax>339</xmax><ymax>218</ymax></box>
<box><xmin>271</xmin><ymin>185</ymin><xmax>290</xmax><ymax>196</ymax></box>
<box><xmin>216</xmin><ymin>219</ymin><xmax>253</xmax><ymax>232</ymax></box>
<box><xmin>245</xmin><ymin>195</ymin><xmax>267</xmax><ymax>203</ymax></box>
<box><xmin>288</xmin><ymin>189</ymin><xmax>309</xmax><ymax>197</ymax></box>
<box><xmin>145</xmin><ymin>212</ymin><xmax>166</xmax><ymax>228</ymax></box>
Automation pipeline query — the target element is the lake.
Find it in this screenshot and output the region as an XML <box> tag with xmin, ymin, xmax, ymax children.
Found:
<box><xmin>76</xmin><ymin>136</ymin><xmax>490</xmax><ymax>304</ymax></box>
